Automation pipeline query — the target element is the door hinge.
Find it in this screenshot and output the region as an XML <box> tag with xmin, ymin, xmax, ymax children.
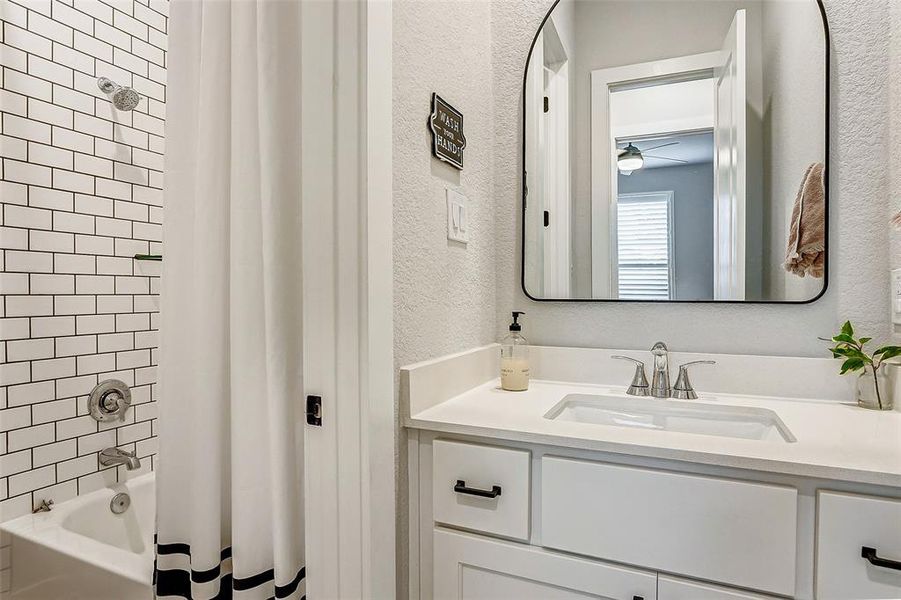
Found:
<box><xmin>306</xmin><ymin>395</ymin><xmax>322</xmax><ymax>426</ymax></box>
<box><xmin>523</xmin><ymin>172</ymin><xmax>528</xmax><ymax>207</ymax></box>
<box><xmin>543</xmin><ymin>96</ymin><xmax>549</xmax><ymax>113</ymax></box>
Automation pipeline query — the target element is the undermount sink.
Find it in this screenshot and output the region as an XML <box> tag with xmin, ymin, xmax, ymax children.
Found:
<box><xmin>544</xmin><ymin>394</ymin><xmax>796</xmax><ymax>443</ymax></box>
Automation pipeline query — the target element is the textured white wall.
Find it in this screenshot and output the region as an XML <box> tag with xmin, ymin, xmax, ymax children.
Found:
<box><xmin>393</xmin><ymin>1</ymin><xmax>496</xmax><ymax>595</ymax></box>
<box><xmin>494</xmin><ymin>0</ymin><xmax>893</xmax><ymax>357</ymax></box>
<box><xmin>393</xmin><ymin>3</ymin><xmax>497</xmax><ymax>372</ymax></box>
<box><xmin>394</xmin><ymin>0</ymin><xmax>898</xmax><ymax>588</ymax></box>
<box><xmin>891</xmin><ymin>1</ymin><xmax>901</xmax><ymax>343</ymax></box>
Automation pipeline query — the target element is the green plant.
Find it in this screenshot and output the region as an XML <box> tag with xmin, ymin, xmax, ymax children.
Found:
<box><xmin>822</xmin><ymin>321</ymin><xmax>901</xmax><ymax>409</ymax></box>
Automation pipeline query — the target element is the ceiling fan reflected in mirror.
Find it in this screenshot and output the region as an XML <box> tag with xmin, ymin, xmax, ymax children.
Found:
<box><xmin>616</xmin><ymin>140</ymin><xmax>688</xmax><ymax>175</ymax></box>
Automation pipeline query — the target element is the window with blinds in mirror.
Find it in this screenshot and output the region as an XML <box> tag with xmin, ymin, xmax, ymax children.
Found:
<box><xmin>616</xmin><ymin>192</ymin><xmax>673</xmax><ymax>301</ymax></box>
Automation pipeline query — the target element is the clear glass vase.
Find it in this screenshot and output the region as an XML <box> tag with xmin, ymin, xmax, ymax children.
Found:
<box><xmin>856</xmin><ymin>365</ymin><xmax>894</xmax><ymax>411</ymax></box>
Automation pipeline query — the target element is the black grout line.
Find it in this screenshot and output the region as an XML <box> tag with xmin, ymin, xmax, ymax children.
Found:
<box><xmin>0</xmin><ymin>123</ymin><xmax>166</xmax><ymax>162</ymax></box>
<box><xmin>2</xmin><ymin>404</ymin><xmax>157</xmax><ymax>438</ymax></box>
<box><xmin>6</xmin><ymin>0</ymin><xmax>169</xmax><ymax>55</ymax></box>
<box><xmin>2</xmin><ymin>179</ymin><xmax>164</xmax><ymax>213</ymax></box>
<box><xmin>3</xmin><ymin>444</ymin><xmax>158</xmax><ymax>505</ymax></box>
<box><xmin>2</xmin><ymin>63</ymin><xmax>167</xmax><ymax>120</ymax></box>
<box><xmin>5</xmin><ymin>223</ymin><xmax>163</xmax><ymax>246</ymax></box>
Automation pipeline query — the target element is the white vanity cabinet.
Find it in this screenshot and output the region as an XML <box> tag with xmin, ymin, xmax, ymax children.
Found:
<box><xmin>410</xmin><ymin>433</ymin><xmax>901</xmax><ymax>600</ymax></box>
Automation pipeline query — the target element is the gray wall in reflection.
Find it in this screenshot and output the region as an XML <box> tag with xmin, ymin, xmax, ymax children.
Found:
<box><xmin>567</xmin><ymin>0</ymin><xmax>758</xmax><ymax>297</ymax></box>
<box><xmin>619</xmin><ymin>163</ymin><xmax>715</xmax><ymax>300</ymax></box>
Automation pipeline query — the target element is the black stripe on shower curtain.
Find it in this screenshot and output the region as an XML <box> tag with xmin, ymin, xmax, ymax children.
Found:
<box><xmin>154</xmin><ymin>538</ymin><xmax>305</xmax><ymax>600</ymax></box>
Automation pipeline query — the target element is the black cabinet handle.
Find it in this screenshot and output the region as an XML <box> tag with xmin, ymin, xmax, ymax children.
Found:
<box><xmin>862</xmin><ymin>546</ymin><xmax>901</xmax><ymax>571</ymax></box>
<box><xmin>454</xmin><ymin>480</ymin><xmax>501</xmax><ymax>498</ymax></box>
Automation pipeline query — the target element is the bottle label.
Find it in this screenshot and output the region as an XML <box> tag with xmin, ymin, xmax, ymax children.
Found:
<box><xmin>501</xmin><ymin>358</ymin><xmax>530</xmax><ymax>391</ymax></box>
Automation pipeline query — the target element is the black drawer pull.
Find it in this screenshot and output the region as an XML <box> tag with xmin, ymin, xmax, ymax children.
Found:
<box><xmin>454</xmin><ymin>480</ymin><xmax>501</xmax><ymax>498</ymax></box>
<box><xmin>862</xmin><ymin>546</ymin><xmax>901</xmax><ymax>571</ymax></box>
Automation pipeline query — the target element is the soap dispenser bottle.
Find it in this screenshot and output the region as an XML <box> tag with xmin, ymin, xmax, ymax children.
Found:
<box><xmin>501</xmin><ymin>311</ymin><xmax>530</xmax><ymax>391</ymax></box>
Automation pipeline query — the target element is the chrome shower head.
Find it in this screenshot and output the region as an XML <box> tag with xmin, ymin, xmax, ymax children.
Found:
<box><xmin>97</xmin><ymin>77</ymin><xmax>140</xmax><ymax>111</ymax></box>
<box><xmin>112</xmin><ymin>87</ymin><xmax>140</xmax><ymax>111</ymax></box>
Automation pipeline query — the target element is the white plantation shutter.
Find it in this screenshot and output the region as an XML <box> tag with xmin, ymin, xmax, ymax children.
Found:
<box><xmin>616</xmin><ymin>192</ymin><xmax>673</xmax><ymax>300</ymax></box>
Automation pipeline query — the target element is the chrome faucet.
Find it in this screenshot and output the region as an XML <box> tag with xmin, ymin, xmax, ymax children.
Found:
<box><xmin>613</xmin><ymin>342</ymin><xmax>716</xmax><ymax>399</ymax></box>
<box><xmin>650</xmin><ymin>341</ymin><xmax>670</xmax><ymax>398</ymax></box>
<box><xmin>99</xmin><ymin>447</ymin><xmax>141</xmax><ymax>470</ymax></box>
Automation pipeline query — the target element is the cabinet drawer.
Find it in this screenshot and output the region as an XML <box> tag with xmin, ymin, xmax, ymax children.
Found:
<box><xmin>658</xmin><ymin>575</ymin><xmax>779</xmax><ymax>599</ymax></box>
<box><xmin>541</xmin><ymin>457</ymin><xmax>798</xmax><ymax>596</ymax></box>
<box><xmin>434</xmin><ymin>528</ymin><xmax>657</xmax><ymax>600</ymax></box>
<box><xmin>432</xmin><ymin>440</ymin><xmax>530</xmax><ymax>540</ymax></box>
<box><xmin>817</xmin><ymin>491</ymin><xmax>901</xmax><ymax>599</ymax></box>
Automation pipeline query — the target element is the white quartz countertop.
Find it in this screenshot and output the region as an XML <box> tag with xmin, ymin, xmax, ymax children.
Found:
<box><xmin>406</xmin><ymin>379</ymin><xmax>901</xmax><ymax>488</ymax></box>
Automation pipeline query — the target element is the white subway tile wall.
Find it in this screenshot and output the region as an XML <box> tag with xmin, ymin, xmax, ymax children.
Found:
<box><xmin>0</xmin><ymin>0</ymin><xmax>166</xmax><ymax>593</ymax></box>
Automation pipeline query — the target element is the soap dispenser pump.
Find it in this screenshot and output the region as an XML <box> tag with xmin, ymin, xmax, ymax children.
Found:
<box><xmin>501</xmin><ymin>311</ymin><xmax>530</xmax><ymax>391</ymax></box>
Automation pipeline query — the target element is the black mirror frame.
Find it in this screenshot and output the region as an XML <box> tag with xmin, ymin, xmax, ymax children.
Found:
<box><xmin>520</xmin><ymin>0</ymin><xmax>831</xmax><ymax>304</ymax></box>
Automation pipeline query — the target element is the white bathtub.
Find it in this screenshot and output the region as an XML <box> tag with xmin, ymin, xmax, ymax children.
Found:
<box><xmin>0</xmin><ymin>473</ymin><xmax>154</xmax><ymax>600</ymax></box>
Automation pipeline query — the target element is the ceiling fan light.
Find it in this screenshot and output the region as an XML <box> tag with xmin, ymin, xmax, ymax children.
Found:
<box><xmin>617</xmin><ymin>154</ymin><xmax>643</xmax><ymax>172</ymax></box>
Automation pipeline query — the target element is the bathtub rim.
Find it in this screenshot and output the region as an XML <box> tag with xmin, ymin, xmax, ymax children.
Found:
<box><xmin>0</xmin><ymin>472</ymin><xmax>155</xmax><ymax>586</ymax></box>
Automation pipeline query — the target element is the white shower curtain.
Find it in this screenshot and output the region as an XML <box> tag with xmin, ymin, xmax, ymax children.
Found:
<box><xmin>155</xmin><ymin>1</ymin><xmax>305</xmax><ymax>598</ymax></box>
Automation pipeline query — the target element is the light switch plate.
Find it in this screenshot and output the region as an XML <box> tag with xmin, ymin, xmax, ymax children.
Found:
<box><xmin>446</xmin><ymin>188</ymin><xmax>468</xmax><ymax>244</ymax></box>
<box><xmin>892</xmin><ymin>269</ymin><xmax>901</xmax><ymax>325</ymax></box>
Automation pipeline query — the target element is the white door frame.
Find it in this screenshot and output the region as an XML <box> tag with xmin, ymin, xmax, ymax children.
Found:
<box><xmin>713</xmin><ymin>9</ymin><xmax>747</xmax><ymax>301</ymax></box>
<box><xmin>542</xmin><ymin>60</ymin><xmax>572</xmax><ymax>298</ymax></box>
<box><xmin>590</xmin><ymin>52</ymin><xmax>718</xmax><ymax>298</ymax></box>
<box><xmin>302</xmin><ymin>1</ymin><xmax>394</xmax><ymax>598</ymax></box>
<box><xmin>540</xmin><ymin>17</ymin><xmax>572</xmax><ymax>298</ymax></box>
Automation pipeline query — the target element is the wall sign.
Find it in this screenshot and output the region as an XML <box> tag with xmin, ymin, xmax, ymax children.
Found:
<box><xmin>429</xmin><ymin>93</ymin><xmax>466</xmax><ymax>170</ymax></box>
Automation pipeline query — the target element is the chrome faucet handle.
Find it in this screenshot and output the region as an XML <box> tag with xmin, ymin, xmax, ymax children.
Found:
<box><xmin>672</xmin><ymin>360</ymin><xmax>716</xmax><ymax>400</ymax></box>
<box><xmin>89</xmin><ymin>380</ymin><xmax>132</xmax><ymax>423</ymax></box>
<box><xmin>611</xmin><ymin>356</ymin><xmax>650</xmax><ymax>396</ymax></box>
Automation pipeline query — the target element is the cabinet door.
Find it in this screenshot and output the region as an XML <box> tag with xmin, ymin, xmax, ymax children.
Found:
<box><xmin>541</xmin><ymin>457</ymin><xmax>797</xmax><ymax>596</ymax></box>
<box><xmin>658</xmin><ymin>575</ymin><xmax>779</xmax><ymax>599</ymax></box>
<box><xmin>433</xmin><ymin>528</ymin><xmax>656</xmax><ymax>600</ymax></box>
<box><xmin>432</xmin><ymin>440</ymin><xmax>531</xmax><ymax>540</ymax></box>
<box><xmin>817</xmin><ymin>491</ymin><xmax>901</xmax><ymax>599</ymax></box>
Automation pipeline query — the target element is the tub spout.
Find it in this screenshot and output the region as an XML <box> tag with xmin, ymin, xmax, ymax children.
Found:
<box><xmin>99</xmin><ymin>447</ymin><xmax>141</xmax><ymax>470</ymax></box>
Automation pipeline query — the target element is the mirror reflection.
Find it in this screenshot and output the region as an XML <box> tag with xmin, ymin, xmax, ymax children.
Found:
<box><xmin>523</xmin><ymin>0</ymin><xmax>827</xmax><ymax>302</ymax></box>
